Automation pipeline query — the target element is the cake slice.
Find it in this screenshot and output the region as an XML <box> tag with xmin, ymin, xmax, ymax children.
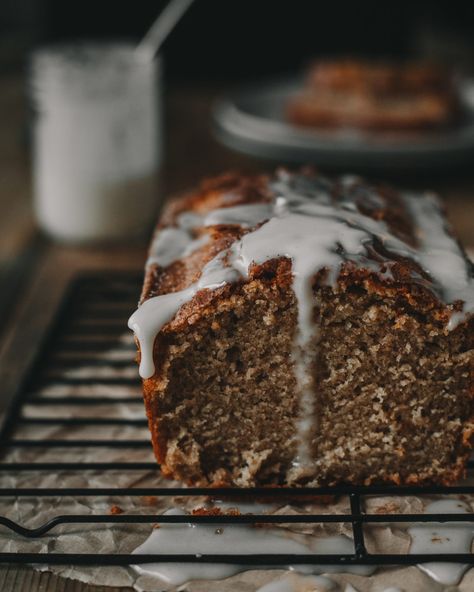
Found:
<box><xmin>129</xmin><ymin>169</ymin><xmax>473</xmax><ymax>487</ymax></box>
<box><xmin>286</xmin><ymin>59</ymin><xmax>459</xmax><ymax>130</ymax></box>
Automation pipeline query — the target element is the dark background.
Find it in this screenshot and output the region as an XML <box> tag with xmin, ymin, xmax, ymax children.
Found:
<box><xmin>1</xmin><ymin>0</ymin><xmax>474</xmax><ymax>80</ymax></box>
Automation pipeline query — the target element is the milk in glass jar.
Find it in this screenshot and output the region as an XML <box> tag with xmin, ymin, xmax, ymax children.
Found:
<box><xmin>31</xmin><ymin>43</ymin><xmax>162</xmax><ymax>242</ymax></box>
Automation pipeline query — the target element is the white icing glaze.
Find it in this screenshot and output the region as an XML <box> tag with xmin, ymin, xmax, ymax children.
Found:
<box><xmin>146</xmin><ymin>202</ymin><xmax>274</xmax><ymax>268</ymax></box>
<box><xmin>256</xmin><ymin>574</ymin><xmax>336</xmax><ymax>592</ymax></box>
<box><xmin>203</xmin><ymin>203</ymin><xmax>274</xmax><ymax>227</ymax></box>
<box><xmin>147</xmin><ymin>227</ymin><xmax>201</xmax><ymax>267</ymax></box>
<box><xmin>176</xmin><ymin>210</ymin><xmax>203</xmax><ymax>230</ymax></box>
<box><xmin>212</xmin><ymin>499</ymin><xmax>277</xmax><ymax>514</ymax></box>
<box><xmin>176</xmin><ymin>202</ymin><xmax>275</xmax><ymax>231</ymax></box>
<box><xmin>403</xmin><ymin>192</ymin><xmax>474</xmax><ymax>329</ymax></box>
<box><xmin>408</xmin><ymin>499</ymin><xmax>473</xmax><ymax>585</ymax></box>
<box><xmin>344</xmin><ymin>586</ymin><xmax>402</xmax><ymax>592</ymax></box>
<box><xmin>344</xmin><ymin>586</ymin><xmax>400</xmax><ymax>592</ymax></box>
<box><xmin>129</xmin><ymin>171</ymin><xmax>473</xmax><ymax>465</ymax></box>
<box><xmin>132</xmin><ymin>505</ymin><xmax>373</xmax><ymax>586</ymax></box>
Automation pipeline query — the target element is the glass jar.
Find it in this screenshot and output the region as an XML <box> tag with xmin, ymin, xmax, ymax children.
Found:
<box><xmin>30</xmin><ymin>42</ymin><xmax>162</xmax><ymax>243</ymax></box>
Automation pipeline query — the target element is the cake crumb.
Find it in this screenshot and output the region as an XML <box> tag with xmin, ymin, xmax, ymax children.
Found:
<box><xmin>141</xmin><ymin>495</ymin><xmax>159</xmax><ymax>506</ymax></box>
<box><xmin>375</xmin><ymin>502</ymin><xmax>400</xmax><ymax>514</ymax></box>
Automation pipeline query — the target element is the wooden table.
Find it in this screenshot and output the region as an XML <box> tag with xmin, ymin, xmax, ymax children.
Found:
<box><xmin>0</xmin><ymin>71</ymin><xmax>473</xmax><ymax>591</ymax></box>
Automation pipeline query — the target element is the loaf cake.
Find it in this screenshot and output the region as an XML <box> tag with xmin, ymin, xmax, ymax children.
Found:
<box><xmin>286</xmin><ymin>59</ymin><xmax>459</xmax><ymax>130</ymax></box>
<box><xmin>128</xmin><ymin>169</ymin><xmax>473</xmax><ymax>487</ymax></box>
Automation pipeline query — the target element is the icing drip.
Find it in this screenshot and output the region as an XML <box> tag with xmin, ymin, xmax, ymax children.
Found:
<box><xmin>146</xmin><ymin>201</ymin><xmax>274</xmax><ymax>268</ymax></box>
<box><xmin>344</xmin><ymin>585</ymin><xmax>401</xmax><ymax>592</ymax></box>
<box><xmin>129</xmin><ymin>170</ymin><xmax>473</xmax><ymax>467</ymax></box>
<box><xmin>228</xmin><ymin>206</ymin><xmax>380</xmax><ymax>466</ymax></box>
<box><xmin>408</xmin><ymin>499</ymin><xmax>473</xmax><ymax>585</ymax></box>
<box><xmin>129</xmin><ymin>253</ymin><xmax>239</xmax><ymax>379</ymax></box>
<box><xmin>147</xmin><ymin>227</ymin><xmax>209</xmax><ymax>268</ymax></box>
<box><xmin>213</xmin><ymin>499</ymin><xmax>276</xmax><ymax>514</ymax></box>
<box><xmin>256</xmin><ymin>574</ymin><xmax>336</xmax><ymax>591</ymax></box>
<box><xmin>403</xmin><ymin>192</ymin><xmax>474</xmax><ymax>329</ymax></box>
<box><xmin>344</xmin><ymin>584</ymin><xmax>403</xmax><ymax>592</ymax></box>
<box><xmin>203</xmin><ymin>203</ymin><xmax>274</xmax><ymax>227</ymax></box>
<box><xmin>132</xmin><ymin>506</ymin><xmax>373</xmax><ymax>586</ymax></box>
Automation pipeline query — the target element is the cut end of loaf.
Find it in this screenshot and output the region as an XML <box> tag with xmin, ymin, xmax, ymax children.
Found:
<box><xmin>142</xmin><ymin>270</ymin><xmax>473</xmax><ymax>487</ymax></box>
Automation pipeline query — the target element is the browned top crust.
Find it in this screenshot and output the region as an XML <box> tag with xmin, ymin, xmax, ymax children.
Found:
<box><xmin>157</xmin><ymin>170</ymin><xmax>416</xmax><ymax>243</ymax></box>
<box><xmin>159</xmin><ymin>172</ymin><xmax>273</xmax><ymax>226</ymax></box>
<box><xmin>141</xmin><ymin>169</ymin><xmax>473</xmax><ymax>331</ymax></box>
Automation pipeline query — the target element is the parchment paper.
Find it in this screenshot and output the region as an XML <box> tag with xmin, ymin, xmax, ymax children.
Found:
<box><xmin>1</xmin><ymin>331</ymin><xmax>473</xmax><ymax>592</ymax></box>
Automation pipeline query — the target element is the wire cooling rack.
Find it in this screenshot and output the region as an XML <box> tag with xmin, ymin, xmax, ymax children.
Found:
<box><xmin>0</xmin><ymin>273</ymin><xmax>473</xmax><ymax>568</ymax></box>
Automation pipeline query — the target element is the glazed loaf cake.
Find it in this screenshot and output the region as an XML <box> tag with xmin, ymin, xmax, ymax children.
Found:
<box><xmin>129</xmin><ymin>169</ymin><xmax>473</xmax><ymax>487</ymax></box>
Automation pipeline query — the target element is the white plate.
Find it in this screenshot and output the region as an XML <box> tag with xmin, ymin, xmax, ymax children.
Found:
<box><xmin>213</xmin><ymin>78</ymin><xmax>474</xmax><ymax>170</ymax></box>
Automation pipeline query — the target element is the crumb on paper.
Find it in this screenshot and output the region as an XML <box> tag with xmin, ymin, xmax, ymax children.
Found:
<box><xmin>141</xmin><ymin>495</ymin><xmax>159</xmax><ymax>506</ymax></box>
<box><xmin>192</xmin><ymin>507</ymin><xmax>241</xmax><ymax>516</ymax></box>
<box><xmin>431</xmin><ymin>536</ymin><xmax>449</xmax><ymax>543</ymax></box>
<box><xmin>374</xmin><ymin>502</ymin><xmax>401</xmax><ymax>514</ymax></box>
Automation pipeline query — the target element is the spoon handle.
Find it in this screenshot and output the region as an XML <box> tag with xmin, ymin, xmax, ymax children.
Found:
<box><xmin>136</xmin><ymin>0</ymin><xmax>196</xmax><ymax>59</ymax></box>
